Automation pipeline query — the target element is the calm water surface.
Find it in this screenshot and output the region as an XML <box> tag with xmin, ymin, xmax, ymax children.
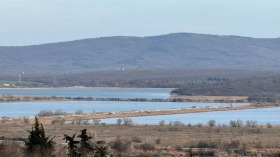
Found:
<box><xmin>0</xmin><ymin>101</ymin><xmax>246</xmax><ymax>117</ymax></box>
<box><xmin>101</xmin><ymin>107</ymin><xmax>280</xmax><ymax>125</ymax></box>
<box><xmin>0</xmin><ymin>88</ymin><xmax>173</xmax><ymax>99</ymax></box>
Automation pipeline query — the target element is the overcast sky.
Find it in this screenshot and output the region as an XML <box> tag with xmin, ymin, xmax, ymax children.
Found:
<box><xmin>1</xmin><ymin>0</ymin><xmax>280</xmax><ymax>46</ymax></box>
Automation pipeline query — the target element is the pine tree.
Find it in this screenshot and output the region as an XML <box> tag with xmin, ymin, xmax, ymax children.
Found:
<box><xmin>78</xmin><ymin>129</ymin><xmax>94</xmax><ymax>156</ymax></box>
<box><xmin>24</xmin><ymin>117</ymin><xmax>54</xmax><ymax>156</ymax></box>
<box><xmin>63</xmin><ymin>133</ymin><xmax>80</xmax><ymax>157</ymax></box>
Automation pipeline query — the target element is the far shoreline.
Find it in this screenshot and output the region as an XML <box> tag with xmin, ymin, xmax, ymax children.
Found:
<box><xmin>0</xmin><ymin>86</ymin><xmax>176</xmax><ymax>90</ymax></box>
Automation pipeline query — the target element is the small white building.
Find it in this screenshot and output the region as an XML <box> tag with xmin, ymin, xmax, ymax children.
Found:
<box><xmin>2</xmin><ymin>83</ymin><xmax>11</xmax><ymax>87</ymax></box>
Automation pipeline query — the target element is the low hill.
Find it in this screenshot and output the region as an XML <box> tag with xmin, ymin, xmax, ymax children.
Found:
<box><xmin>0</xmin><ymin>33</ymin><xmax>280</xmax><ymax>73</ymax></box>
<box><xmin>172</xmin><ymin>75</ymin><xmax>280</xmax><ymax>101</ymax></box>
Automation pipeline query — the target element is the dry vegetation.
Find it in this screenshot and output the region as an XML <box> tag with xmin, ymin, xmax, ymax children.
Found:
<box><xmin>170</xmin><ymin>95</ymin><xmax>248</xmax><ymax>102</ymax></box>
<box><xmin>1</xmin><ymin>118</ymin><xmax>280</xmax><ymax>156</ymax></box>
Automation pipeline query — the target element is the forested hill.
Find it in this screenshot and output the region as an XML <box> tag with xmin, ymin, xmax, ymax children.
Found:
<box><xmin>172</xmin><ymin>75</ymin><xmax>280</xmax><ymax>101</ymax></box>
<box><xmin>1</xmin><ymin>33</ymin><xmax>280</xmax><ymax>73</ymax></box>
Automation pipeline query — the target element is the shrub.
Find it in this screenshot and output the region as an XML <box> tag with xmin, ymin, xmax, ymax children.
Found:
<box><xmin>139</xmin><ymin>143</ymin><xmax>155</xmax><ymax>151</ymax></box>
<box><xmin>159</xmin><ymin>120</ymin><xmax>165</xmax><ymax>126</ymax></box>
<box><xmin>196</xmin><ymin>123</ymin><xmax>203</xmax><ymax>127</ymax></box>
<box><xmin>37</xmin><ymin>110</ymin><xmax>54</xmax><ymax>117</ymax></box>
<box><xmin>169</xmin><ymin>121</ymin><xmax>174</xmax><ymax>126</ymax></box>
<box><xmin>116</xmin><ymin>119</ymin><xmax>122</xmax><ymax>125</ymax></box>
<box><xmin>196</xmin><ymin>140</ymin><xmax>218</xmax><ymax>148</ymax></box>
<box><xmin>174</xmin><ymin>145</ymin><xmax>183</xmax><ymax>151</ymax></box>
<box><xmin>174</xmin><ymin>121</ymin><xmax>183</xmax><ymax>126</ymax></box>
<box><xmin>225</xmin><ymin>140</ymin><xmax>241</xmax><ymax>149</ymax></box>
<box><xmin>230</xmin><ymin>119</ymin><xmax>243</xmax><ymax>127</ymax></box>
<box><xmin>207</xmin><ymin>120</ymin><xmax>216</xmax><ymax>127</ymax></box>
<box><xmin>246</xmin><ymin>120</ymin><xmax>257</xmax><ymax>127</ymax></box>
<box><xmin>110</xmin><ymin>137</ymin><xmax>132</xmax><ymax>154</ymax></box>
<box><xmin>75</xmin><ymin>109</ymin><xmax>84</xmax><ymax>115</ymax></box>
<box><xmin>131</xmin><ymin>136</ymin><xmax>142</xmax><ymax>143</ymax></box>
<box><xmin>51</xmin><ymin>118</ymin><xmax>66</xmax><ymax>125</ymax></box>
<box><xmin>267</xmin><ymin>123</ymin><xmax>272</xmax><ymax>128</ymax></box>
<box><xmin>54</xmin><ymin>109</ymin><xmax>67</xmax><ymax>116</ymax></box>
<box><xmin>23</xmin><ymin>117</ymin><xmax>30</xmax><ymax>124</ymax></box>
<box><xmin>95</xmin><ymin>145</ymin><xmax>109</xmax><ymax>157</ymax></box>
<box><xmin>93</xmin><ymin>119</ymin><xmax>101</xmax><ymax>125</ymax></box>
<box><xmin>123</xmin><ymin>118</ymin><xmax>133</xmax><ymax>126</ymax></box>
<box><xmin>155</xmin><ymin>138</ymin><xmax>161</xmax><ymax>144</ymax></box>
<box><xmin>247</xmin><ymin>128</ymin><xmax>261</xmax><ymax>134</ymax></box>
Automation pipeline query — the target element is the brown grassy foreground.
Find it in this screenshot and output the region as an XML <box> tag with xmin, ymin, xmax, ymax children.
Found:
<box><xmin>1</xmin><ymin>120</ymin><xmax>280</xmax><ymax>157</ymax></box>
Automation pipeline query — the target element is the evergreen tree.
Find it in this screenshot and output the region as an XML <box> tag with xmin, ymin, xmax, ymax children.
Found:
<box><xmin>24</xmin><ymin>117</ymin><xmax>54</xmax><ymax>156</ymax></box>
<box><xmin>63</xmin><ymin>133</ymin><xmax>80</xmax><ymax>157</ymax></box>
<box><xmin>95</xmin><ymin>145</ymin><xmax>109</xmax><ymax>157</ymax></box>
<box><xmin>78</xmin><ymin>129</ymin><xmax>94</xmax><ymax>156</ymax></box>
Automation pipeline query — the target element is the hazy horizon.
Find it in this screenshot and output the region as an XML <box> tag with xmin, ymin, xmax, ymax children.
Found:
<box><xmin>1</xmin><ymin>0</ymin><xmax>280</xmax><ymax>46</ymax></box>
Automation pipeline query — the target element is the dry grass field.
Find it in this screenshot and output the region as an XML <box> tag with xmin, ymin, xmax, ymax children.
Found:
<box><xmin>1</xmin><ymin>120</ymin><xmax>280</xmax><ymax>156</ymax></box>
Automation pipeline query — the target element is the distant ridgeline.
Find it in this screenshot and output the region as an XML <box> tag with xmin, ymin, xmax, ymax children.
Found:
<box><xmin>0</xmin><ymin>33</ymin><xmax>280</xmax><ymax>73</ymax></box>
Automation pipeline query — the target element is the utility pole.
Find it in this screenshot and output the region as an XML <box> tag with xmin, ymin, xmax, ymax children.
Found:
<box><xmin>18</xmin><ymin>74</ymin><xmax>21</xmax><ymax>82</ymax></box>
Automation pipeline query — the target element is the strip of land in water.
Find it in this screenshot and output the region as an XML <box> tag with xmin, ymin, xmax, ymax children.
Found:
<box><xmin>0</xmin><ymin>94</ymin><xmax>248</xmax><ymax>103</ymax></box>
<box><xmin>5</xmin><ymin>103</ymin><xmax>278</xmax><ymax>125</ymax></box>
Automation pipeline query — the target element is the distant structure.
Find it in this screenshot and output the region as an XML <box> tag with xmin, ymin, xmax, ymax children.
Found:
<box><xmin>18</xmin><ymin>74</ymin><xmax>21</xmax><ymax>82</ymax></box>
<box><xmin>2</xmin><ymin>83</ymin><xmax>12</xmax><ymax>87</ymax></box>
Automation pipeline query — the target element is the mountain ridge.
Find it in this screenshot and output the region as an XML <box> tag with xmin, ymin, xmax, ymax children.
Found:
<box><xmin>0</xmin><ymin>32</ymin><xmax>280</xmax><ymax>73</ymax></box>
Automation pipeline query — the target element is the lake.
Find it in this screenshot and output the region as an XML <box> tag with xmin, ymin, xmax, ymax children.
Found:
<box><xmin>0</xmin><ymin>88</ymin><xmax>173</xmax><ymax>99</ymax></box>
<box><xmin>100</xmin><ymin>107</ymin><xmax>280</xmax><ymax>125</ymax></box>
<box><xmin>0</xmin><ymin>101</ymin><xmax>246</xmax><ymax>117</ymax></box>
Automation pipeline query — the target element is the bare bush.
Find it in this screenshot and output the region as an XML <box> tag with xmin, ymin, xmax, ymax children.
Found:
<box><xmin>75</xmin><ymin>109</ymin><xmax>84</xmax><ymax>115</ymax></box>
<box><xmin>139</xmin><ymin>143</ymin><xmax>155</xmax><ymax>151</ymax></box>
<box><xmin>54</xmin><ymin>109</ymin><xmax>67</xmax><ymax>116</ymax></box>
<box><xmin>229</xmin><ymin>119</ymin><xmax>243</xmax><ymax>127</ymax></box>
<box><xmin>23</xmin><ymin>117</ymin><xmax>30</xmax><ymax>124</ymax></box>
<box><xmin>207</xmin><ymin>120</ymin><xmax>216</xmax><ymax>127</ymax></box>
<box><xmin>51</xmin><ymin>118</ymin><xmax>66</xmax><ymax>125</ymax></box>
<box><xmin>131</xmin><ymin>136</ymin><xmax>142</xmax><ymax>143</ymax></box>
<box><xmin>246</xmin><ymin>120</ymin><xmax>257</xmax><ymax>127</ymax></box>
<box><xmin>155</xmin><ymin>138</ymin><xmax>161</xmax><ymax>144</ymax></box>
<box><xmin>93</xmin><ymin>119</ymin><xmax>101</xmax><ymax>125</ymax></box>
<box><xmin>37</xmin><ymin>110</ymin><xmax>54</xmax><ymax>117</ymax></box>
<box><xmin>266</xmin><ymin>123</ymin><xmax>272</xmax><ymax>128</ymax></box>
<box><xmin>122</xmin><ymin>118</ymin><xmax>133</xmax><ymax>126</ymax></box>
<box><xmin>174</xmin><ymin>121</ymin><xmax>183</xmax><ymax>126</ymax></box>
<box><xmin>110</xmin><ymin>137</ymin><xmax>132</xmax><ymax>155</ymax></box>
<box><xmin>196</xmin><ymin>140</ymin><xmax>218</xmax><ymax>149</ymax></box>
<box><xmin>116</xmin><ymin>119</ymin><xmax>122</xmax><ymax>125</ymax></box>
<box><xmin>196</xmin><ymin>123</ymin><xmax>203</xmax><ymax>127</ymax></box>
<box><xmin>159</xmin><ymin>120</ymin><xmax>165</xmax><ymax>126</ymax></box>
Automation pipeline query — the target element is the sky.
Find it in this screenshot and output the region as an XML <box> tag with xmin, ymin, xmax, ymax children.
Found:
<box><xmin>1</xmin><ymin>0</ymin><xmax>280</xmax><ymax>46</ymax></box>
